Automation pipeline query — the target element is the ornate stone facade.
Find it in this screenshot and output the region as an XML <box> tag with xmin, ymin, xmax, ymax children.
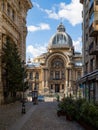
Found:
<box><xmin>0</xmin><ymin>0</ymin><xmax>32</xmax><ymax>104</ymax></box>
<box><xmin>27</xmin><ymin>23</ymin><xmax>82</xmax><ymax>97</ymax></box>
<box><xmin>79</xmin><ymin>0</ymin><xmax>98</xmax><ymax>103</ymax></box>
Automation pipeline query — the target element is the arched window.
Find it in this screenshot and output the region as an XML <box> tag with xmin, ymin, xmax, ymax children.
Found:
<box><xmin>51</xmin><ymin>58</ymin><xmax>64</xmax><ymax>68</ymax></box>
<box><xmin>52</xmin><ymin>34</ymin><xmax>66</xmax><ymax>44</ymax></box>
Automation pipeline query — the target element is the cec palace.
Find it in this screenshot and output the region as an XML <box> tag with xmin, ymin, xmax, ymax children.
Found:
<box><xmin>26</xmin><ymin>23</ymin><xmax>82</xmax><ymax>97</ymax></box>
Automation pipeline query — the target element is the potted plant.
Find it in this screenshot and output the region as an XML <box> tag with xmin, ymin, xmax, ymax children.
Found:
<box><xmin>78</xmin><ymin>101</ymin><xmax>98</xmax><ymax>130</ymax></box>
<box><xmin>65</xmin><ymin>101</ymin><xmax>76</xmax><ymax>121</ymax></box>
<box><xmin>57</xmin><ymin>100</ymin><xmax>66</xmax><ymax>116</ymax></box>
<box><xmin>74</xmin><ymin>98</ymin><xmax>86</xmax><ymax>121</ymax></box>
<box><xmin>56</xmin><ymin>94</ymin><xmax>60</xmax><ymax>102</ymax></box>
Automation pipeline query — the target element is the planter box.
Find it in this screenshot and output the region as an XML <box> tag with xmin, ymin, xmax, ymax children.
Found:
<box><xmin>66</xmin><ymin>114</ymin><xmax>73</xmax><ymax>121</ymax></box>
<box><xmin>57</xmin><ymin>110</ymin><xmax>66</xmax><ymax>117</ymax></box>
<box><xmin>77</xmin><ymin>120</ymin><xmax>97</xmax><ymax>130</ymax></box>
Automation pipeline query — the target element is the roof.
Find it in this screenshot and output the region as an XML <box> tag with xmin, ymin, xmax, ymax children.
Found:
<box><xmin>27</xmin><ymin>62</ymin><xmax>40</xmax><ymax>68</ymax></box>
<box><xmin>48</xmin><ymin>23</ymin><xmax>73</xmax><ymax>49</ymax></box>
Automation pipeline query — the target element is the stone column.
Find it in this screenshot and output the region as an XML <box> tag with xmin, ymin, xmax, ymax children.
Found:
<box><xmin>69</xmin><ymin>69</ymin><xmax>71</xmax><ymax>87</ymax></box>
<box><xmin>41</xmin><ymin>69</ymin><xmax>45</xmax><ymax>93</ymax></box>
<box><xmin>69</xmin><ymin>69</ymin><xmax>73</xmax><ymax>95</ymax></box>
<box><xmin>53</xmin><ymin>70</ymin><xmax>55</xmax><ymax>79</ymax></box>
<box><xmin>60</xmin><ymin>70</ymin><xmax>61</xmax><ymax>79</ymax></box>
<box><xmin>53</xmin><ymin>84</ymin><xmax>55</xmax><ymax>93</ymax></box>
<box><xmin>32</xmin><ymin>72</ymin><xmax>35</xmax><ymax>90</ymax></box>
<box><xmin>65</xmin><ymin>69</ymin><xmax>68</xmax><ymax>96</ymax></box>
<box><xmin>60</xmin><ymin>84</ymin><xmax>62</xmax><ymax>93</ymax></box>
<box><xmin>45</xmin><ymin>69</ymin><xmax>48</xmax><ymax>87</ymax></box>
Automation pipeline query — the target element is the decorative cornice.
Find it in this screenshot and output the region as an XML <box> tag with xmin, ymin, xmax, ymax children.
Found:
<box><xmin>2</xmin><ymin>12</ymin><xmax>20</xmax><ymax>35</ymax></box>
<box><xmin>25</xmin><ymin>0</ymin><xmax>33</xmax><ymax>9</ymax></box>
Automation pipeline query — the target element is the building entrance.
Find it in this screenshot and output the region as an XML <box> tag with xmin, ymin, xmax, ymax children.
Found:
<box><xmin>55</xmin><ymin>84</ymin><xmax>60</xmax><ymax>92</ymax></box>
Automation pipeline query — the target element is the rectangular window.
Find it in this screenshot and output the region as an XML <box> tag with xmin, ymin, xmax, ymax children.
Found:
<box><xmin>62</xmin><ymin>84</ymin><xmax>64</xmax><ymax>89</ymax></box>
<box><xmin>51</xmin><ymin>84</ymin><xmax>53</xmax><ymax>89</ymax></box>
<box><xmin>12</xmin><ymin>10</ymin><xmax>15</xmax><ymax>21</ymax></box>
<box><xmin>7</xmin><ymin>3</ymin><xmax>10</xmax><ymax>16</ymax></box>
<box><xmin>89</xmin><ymin>42</ymin><xmax>93</xmax><ymax>52</ymax></box>
<box><xmin>29</xmin><ymin>72</ymin><xmax>33</xmax><ymax>80</ymax></box>
<box><xmin>96</xmin><ymin>0</ymin><xmax>98</xmax><ymax>5</ymax></box>
<box><xmin>89</xmin><ymin>13</ymin><xmax>94</xmax><ymax>26</ymax></box>
<box><xmin>95</xmin><ymin>37</ymin><xmax>97</xmax><ymax>46</ymax></box>
<box><xmin>90</xmin><ymin>82</ymin><xmax>95</xmax><ymax>103</ymax></box>
<box><xmin>19</xmin><ymin>1</ymin><xmax>21</xmax><ymax>9</ymax></box>
<box><xmin>95</xmin><ymin>83</ymin><xmax>98</xmax><ymax>102</ymax></box>
<box><xmin>36</xmin><ymin>72</ymin><xmax>39</xmax><ymax>79</ymax></box>
<box><xmin>2</xmin><ymin>0</ymin><xmax>5</xmax><ymax>11</ymax></box>
<box><xmin>86</xmin><ymin>34</ymin><xmax>88</xmax><ymax>41</ymax></box>
<box><xmin>89</xmin><ymin>0</ymin><xmax>94</xmax><ymax>8</ymax></box>
<box><xmin>85</xmin><ymin>84</ymin><xmax>89</xmax><ymax>101</ymax></box>
<box><xmin>85</xmin><ymin>62</ymin><xmax>88</xmax><ymax>74</ymax></box>
<box><xmin>90</xmin><ymin>59</ymin><xmax>93</xmax><ymax>72</ymax></box>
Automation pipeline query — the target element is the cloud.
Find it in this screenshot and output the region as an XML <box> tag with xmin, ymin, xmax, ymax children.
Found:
<box><xmin>33</xmin><ymin>2</ymin><xmax>44</xmax><ymax>12</ymax></box>
<box><xmin>73</xmin><ymin>37</ymin><xmax>82</xmax><ymax>52</ymax></box>
<box><xmin>26</xmin><ymin>38</ymin><xmax>82</xmax><ymax>63</ymax></box>
<box><xmin>28</xmin><ymin>23</ymin><xmax>50</xmax><ymax>32</ymax></box>
<box><xmin>44</xmin><ymin>9</ymin><xmax>59</xmax><ymax>20</ymax></box>
<box><xmin>26</xmin><ymin>43</ymin><xmax>47</xmax><ymax>58</ymax></box>
<box><xmin>27</xmin><ymin>37</ymin><xmax>82</xmax><ymax>59</ymax></box>
<box><xmin>33</xmin><ymin>0</ymin><xmax>83</xmax><ymax>26</ymax></box>
<box><xmin>58</xmin><ymin>0</ymin><xmax>83</xmax><ymax>26</ymax></box>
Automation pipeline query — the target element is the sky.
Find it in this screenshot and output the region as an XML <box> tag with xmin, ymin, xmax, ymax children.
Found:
<box><xmin>26</xmin><ymin>0</ymin><xmax>83</xmax><ymax>61</ymax></box>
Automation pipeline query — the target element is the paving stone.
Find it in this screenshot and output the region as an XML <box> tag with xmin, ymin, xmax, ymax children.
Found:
<box><xmin>0</xmin><ymin>101</ymin><xmax>33</xmax><ymax>130</ymax></box>
<box><xmin>0</xmin><ymin>101</ymin><xmax>84</xmax><ymax>130</ymax></box>
<box><xmin>21</xmin><ymin>102</ymin><xmax>84</xmax><ymax>130</ymax></box>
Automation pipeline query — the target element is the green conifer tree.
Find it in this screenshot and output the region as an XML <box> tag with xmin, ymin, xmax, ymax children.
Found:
<box><xmin>2</xmin><ymin>36</ymin><xmax>28</xmax><ymax>101</ymax></box>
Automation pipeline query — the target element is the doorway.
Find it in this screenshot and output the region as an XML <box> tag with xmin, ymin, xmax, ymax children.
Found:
<box><xmin>55</xmin><ymin>84</ymin><xmax>60</xmax><ymax>92</ymax></box>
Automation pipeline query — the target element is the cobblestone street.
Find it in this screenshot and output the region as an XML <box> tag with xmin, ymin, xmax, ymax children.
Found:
<box><xmin>0</xmin><ymin>101</ymin><xmax>33</xmax><ymax>130</ymax></box>
<box><xmin>0</xmin><ymin>101</ymin><xmax>84</xmax><ymax>130</ymax></box>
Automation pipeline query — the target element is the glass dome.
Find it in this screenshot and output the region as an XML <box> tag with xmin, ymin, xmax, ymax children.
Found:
<box><xmin>48</xmin><ymin>23</ymin><xmax>73</xmax><ymax>49</ymax></box>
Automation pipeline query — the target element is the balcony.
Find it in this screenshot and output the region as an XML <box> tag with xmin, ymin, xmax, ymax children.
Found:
<box><xmin>89</xmin><ymin>42</ymin><xmax>98</xmax><ymax>55</ymax></box>
<box><xmin>49</xmin><ymin>78</ymin><xmax>65</xmax><ymax>82</ymax></box>
<box><xmin>89</xmin><ymin>21</ymin><xmax>98</xmax><ymax>37</ymax></box>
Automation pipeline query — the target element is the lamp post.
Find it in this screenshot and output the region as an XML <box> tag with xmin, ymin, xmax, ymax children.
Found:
<box><xmin>34</xmin><ymin>76</ymin><xmax>36</xmax><ymax>90</ymax></box>
<box><xmin>21</xmin><ymin>60</ymin><xmax>26</xmax><ymax>114</ymax></box>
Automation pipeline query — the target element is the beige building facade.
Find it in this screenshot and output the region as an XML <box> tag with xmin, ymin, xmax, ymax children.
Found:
<box><xmin>0</xmin><ymin>0</ymin><xmax>32</xmax><ymax>104</ymax></box>
<box><xmin>27</xmin><ymin>23</ymin><xmax>82</xmax><ymax>97</ymax></box>
<box><xmin>80</xmin><ymin>0</ymin><xmax>98</xmax><ymax>103</ymax></box>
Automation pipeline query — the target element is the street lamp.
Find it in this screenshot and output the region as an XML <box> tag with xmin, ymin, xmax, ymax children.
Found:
<box><xmin>34</xmin><ymin>76</ymin><xmax>36</xmax><ymax>90</ymax></box>
<box><xmin>21</xmin><ymin>60</ymin><xmax>26</xmax><ymax>114</ymax></box>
